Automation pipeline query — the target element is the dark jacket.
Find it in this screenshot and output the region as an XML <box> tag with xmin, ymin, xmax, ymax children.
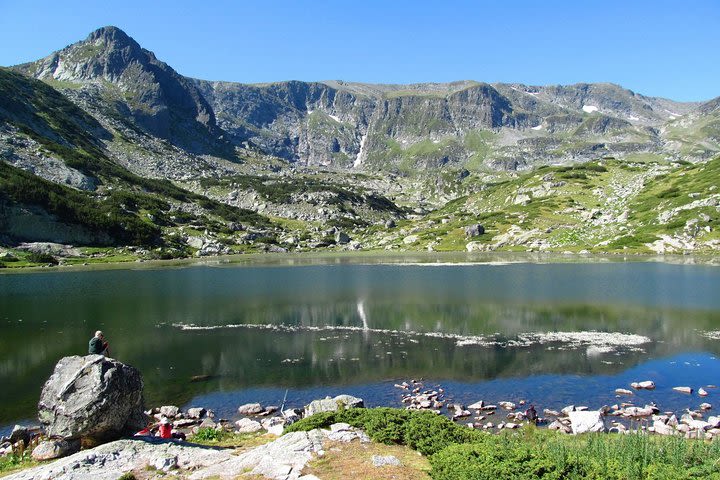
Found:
<box><xmin>88</xmin><ymin>336</ymin><xmax>106</xmax><ymax>354</ymax></box>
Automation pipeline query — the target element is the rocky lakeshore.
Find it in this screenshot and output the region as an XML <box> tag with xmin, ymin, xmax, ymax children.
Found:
<box><xmin>4</xmin><ymin>354</ymin><xmax>720</xmax><ymax>479</ymax></box>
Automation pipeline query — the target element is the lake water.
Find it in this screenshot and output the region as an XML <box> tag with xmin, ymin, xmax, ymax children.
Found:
<box><xmin>2</xmin><ymin>254</ymin><xmax>720</xmax><ymax>435</ymax></box>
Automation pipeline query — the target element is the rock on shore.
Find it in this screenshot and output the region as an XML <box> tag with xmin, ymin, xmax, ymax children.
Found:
<box><xmin>37</xmin><ymin>355</ymin><xmax>147</xmax><ymax>445</ymax></box>
<box><xmin>3</xmin><ymin>424</ymin><xmax>369</xmax><ymax>480</ymax></box>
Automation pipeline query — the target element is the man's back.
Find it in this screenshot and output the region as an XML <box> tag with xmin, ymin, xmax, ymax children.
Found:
<box><xmin>88</xmin><ymin>336</ymin><xmax>104</xmax><ymax>354</ymax></box>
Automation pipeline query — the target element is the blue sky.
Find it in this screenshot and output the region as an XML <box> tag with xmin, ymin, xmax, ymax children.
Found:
<box><xmin>0</xmin><ymin>0</ymin><xmax>718</xmax><ymax>101</ymax></box>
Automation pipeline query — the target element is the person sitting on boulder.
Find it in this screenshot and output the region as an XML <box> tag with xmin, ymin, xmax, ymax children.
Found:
<box><xmin>88</xmin><ymin>330</ymin><xmax>110</xmax><ymax>356</ymax></box>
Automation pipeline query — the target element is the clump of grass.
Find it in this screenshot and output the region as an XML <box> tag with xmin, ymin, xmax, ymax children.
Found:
<box><xmin>0</xmin><ymin>452</ymin><xmax>36</xmax><ymax>475</ymax></box>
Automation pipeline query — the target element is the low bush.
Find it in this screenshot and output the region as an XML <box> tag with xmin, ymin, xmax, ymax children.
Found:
<box><xmin>27</xmin><ymin>252</ymin><xmax>58</xmax><ymax>265</ymax></box>
<box><xmin>403</xmin><ymin>411</ymin><xmax>481</xmax><ymax>456</ymax></box>
<box><xmin>191</xmin><ymin>427</ymin><xmax>225</xmax><ymax>442</ymax></box>
<box><xmin>287</xmin><ymin>407</ymin><xmax>720</xmax><ymax>479</ymax></box>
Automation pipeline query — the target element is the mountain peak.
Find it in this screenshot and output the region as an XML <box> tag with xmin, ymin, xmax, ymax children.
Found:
<box><xmin>82</xmin><ymin>25</ymin><xmax>143</xmax><ymax>58</ymax></box>
<box><xmin>87</xmin><ymin>26</ymin><xmax>133</xmax><ymax>43</ymax></box>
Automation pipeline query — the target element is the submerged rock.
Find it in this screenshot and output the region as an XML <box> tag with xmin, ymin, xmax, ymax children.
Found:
<box><xmin>238</xmin><ymin>403</ymin><xmax>264</xmax><ymax>415</ymax></box>
<box><xmin>673</xmin><ymin>386</ymin><xmax>694</xmax><ymax>394</ymax></box>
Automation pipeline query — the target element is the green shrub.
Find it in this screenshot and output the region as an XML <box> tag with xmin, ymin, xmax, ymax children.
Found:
<box><xmin>285</xmin><ymin>411</ymin><xmax>339</xmax><ymax>433</ymax></box>
<box><xmin>27</xmin><ymin>252</ymin><xmax>58</xmax><ymax>265</ymax></box>
<box><xmin>657</xmin><ymin>187</ymin><xmax>680</xmax><ymax>198</ymax></box>
<box><xmin>358</xmin><ymin>408</ymin><xmax>412</xmax><ymax>444</ymax></box>
<box><xmin>429</xmin><ymin>440</ymin><xmax>574</xmax><ymax>480</ymax></box>
<box><xmin>404</xmin><ymin>411</ymin><xmax>481</xmax><ymax>456</ymax></box>
<box><xmin>191</xmin><ymin>427</ymin><xmax>224</xmax><ymax>442</ymax></box>
<box><xmin>287</xmin><ymin>407</ymin><xmax>720</xmax><ymax>479</ymax></box>
<box><xmin>116</xmin><ymin>473</ymin><xmax>137</xmax><ymax>480</ymax></box>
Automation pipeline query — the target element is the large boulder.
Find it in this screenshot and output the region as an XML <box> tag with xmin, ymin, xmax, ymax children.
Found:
<box><xmin>464</xmin><ymin>224</ymin><xmax>485</xmax><ymax>237</ymax></box>
<box><xmin>38</xmin><ymin>355</ymin><xmax>147</xmax><ymax>444</ymax></box>
<box><xmin>568</xmin><ymin>410</ymin><xmax>609</xmax><ymax>434</ymax></box>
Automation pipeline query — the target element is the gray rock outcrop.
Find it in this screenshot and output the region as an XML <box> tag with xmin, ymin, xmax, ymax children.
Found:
<box><xmin>464</xmin><ymin>224</ymin><xmax>485</xmax><ymax>237</ymax></box>
<box><xmin>304</xmin><ymin>394</ymin><xmax>364</xmax><ymax>417</ymax></box>
<box><xmin>37</xmin><ymin>355</ymin><xmax>147</xmax><ymax>444</ymax></box>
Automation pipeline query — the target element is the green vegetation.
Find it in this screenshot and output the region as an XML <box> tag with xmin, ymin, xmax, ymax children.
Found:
<box><xmin>0</xmin><ymin>162</ymin><xmax>161</xmax><ymax>246</ymax></box>
<box><xmin>288</xmin><ymin>408</ymin><xmax>720</xmax><ymax>479</ymax></box>
<box><xmin>199</xmin><ymin>174</ymin><xmax>402</xmax><ymax>215</ymax></box>
<box><xmin>0</xmin><ymin>452</ymin><xmax>36</xmax><ymax>476</ymax></box>
<box><xmin>115</xmin><ymin>474</ymin><xmax>137</xmax><ymax>480</ymax></box>
<box><xmin>189</xmin><ymin>427</ymin><xmax>273</xmax><ymax>449</ymax></box>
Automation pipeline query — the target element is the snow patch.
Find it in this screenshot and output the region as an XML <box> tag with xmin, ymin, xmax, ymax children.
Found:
<box><xmin>628</xmin><ymin>115</ymin><xmax>640</xmax><ymax>121</ymax></box>
<box><xmin>531</xmin><ymin>125</ymin><xmax>543</xmax><ymax>131</ymax></box>
<box><xmin>328</xmin><ymin>114</ymin><xmax>341</xmax><ymax>123</ymax></box>
<box><xmin>582</xmin><ymin>105</ymin><xmax>599</xmax><ymax>113</ymax></box>
<box><xmin>353</xmin><ymin>133</ymin><xmax>368</xmax><ymax>168</ymax></box>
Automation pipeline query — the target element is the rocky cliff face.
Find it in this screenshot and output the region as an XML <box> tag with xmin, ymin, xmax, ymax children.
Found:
<box><xmin>13</xmin><ymin>26</ymin><xmax>713</xmax><ymax>174</ymax></box>
<box><xmin>196</xmin><ymin>77</ymin><xmax>705</xmax><ymax>172</ymax></box>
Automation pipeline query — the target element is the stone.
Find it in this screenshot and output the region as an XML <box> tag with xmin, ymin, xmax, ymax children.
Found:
<box><xmin>335</xmin><ymin>232</ymin><xmax>351</xmax><ymax>244</ymax></box>
<box><xmin>403</xmin><ymin>235</ymin><xmax>419</xmax><ymax>245</ymax></box>
<box><xmin>688</xmin><ymin>420</ymin><xmax>711</xmax><ymax>431</ymax></box>
<box><xmin>623</xmin><ymin>406</ymin><xmax>657</xmax><ymax>417</ymax></box>
<box><xmin>151</xmin><ymin>454</ymin><xmax>178</xmax><ymax>472</ymax></box>
<box><xmin>634</xmin><ymin>380</ymin><xmax>656</xmax><ymax>390</ymax></box>
<box><xmin>700</xmin><ymin>403</ymin><xmax>712</xmax><ymax>410</ymax></box>
<box><xmin>174</xmin><ymin>419</ymin><xmax>198</xmax><ymax>428</ymax></box>
<box><xmin>282</xmin><ymin>408</ymin><xmax>302</xmax><ymax>425</ymax></box>
<box><xmin>305</xmin><ymin>395</ymin><xmax>364</xmax><ymax>417</ymax></box>
<box><xmin>159</xmin><ymin>405</ymin><xmax>179</xmax><ymax>418</ymax></box>
<box><xmin>653</xmin><ymin>420</ymin><xmax>675</xmax><ymax>436</ymax></box>
<box><xmin>615</xmin><ymin>388</ymin><xmax>634</xmax><ymax>395</ymax></box>
<box><xmin>372</xmin><ymin>455</ymin><xmax>402</xmax><ymax>467</ymax></box>
<box><xmin>561</xmin><ymin>405</ymin><xmax>576</xmax><ymax>415</ymax></box>
<box><xmin>37</xmin><ymin>355</ymin><xmax>147</xmax><ymax>443</ymax></box>
<box><xmin>468</xmin><ymin>400</ymin><xmax>484</xmax><ymax>410</ymax></box>
<box><xmin>568</xmin><ymin>411</ymin><xmax>608</xmax><ymax>434</ymax></box>
<box><xmin>31</xmin><ymin>439</ymin><xmax>80</xmax><ymax>461</ymax></box>
<box><xmin>548</xmin><ymin>420</ymin><xmax>564</xmax><ymax>430</ymax></box>
<box><xmin>464</xmin><ymin>224</ymin><xmax>485</xmax><ymax>237</ymax></box>
<box><xmin>235</xmin><ymin>418</ymin><xmax>263</xmax><ymax>434</ymax></box>
<box><xmin>673</xmin><ymin>386</ymin><xmax>693</xmax><ymax>394</ymax></box>
<box><xmin>699</xmin><ymin>388</ymin><xmax>709</xmax><ymax>397</ymax></box>
<box><xmin>261</xmin><ymin>417</ymin><xmax>286</xmax><ymax>436</ymax></box>
<box><xmin>238</xmin><ymin>403</ymin><xmax>264</xmax><ymax>415</ymax></box>
<box><xmin>186</xmin><ymin>407</ymin><xmax>206</xmax><ymax>419</ymax></box>
<box><xmin>325</xmin><ymin>423</ymin><xmax>370</xmax><ymax>443</ymax></box>
<box><xmin>199</xmin><ymin>418</ymin><xmax>216</xmax><ymax>429</ymax></box>
<box><xmin>9</xmin><ymin>425</ymin><xmax>30</xmax><ymax>446</ymax></box>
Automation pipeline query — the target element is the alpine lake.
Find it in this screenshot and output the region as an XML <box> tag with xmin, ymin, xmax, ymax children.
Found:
<box><xmin>2</xmin><ymin>252</ymin><xmax>720</xmax><ymax>435</ymax></box>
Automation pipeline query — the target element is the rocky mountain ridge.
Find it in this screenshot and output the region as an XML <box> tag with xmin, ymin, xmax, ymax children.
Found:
<box><xmin>1</xmin><ymin>26</ymin><xmax>719</xmax><ymax>262</ymax></box>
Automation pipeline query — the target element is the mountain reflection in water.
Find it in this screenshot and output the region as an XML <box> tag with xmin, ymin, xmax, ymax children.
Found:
<box><xmin>1</xmin><ymin>259</ymin><xmax>719</xmax><ymax>433</ymax></box>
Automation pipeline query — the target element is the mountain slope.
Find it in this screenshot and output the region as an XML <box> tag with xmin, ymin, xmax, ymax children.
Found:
<box><xmin>1</xmin><ymin>26</ymin><xmax>718</xmax><ymax>263</ymax></box>
<box><xmin>15</xmin><ymin>26</ymin><xmax>231</xmax><ymax>157</ymax></box>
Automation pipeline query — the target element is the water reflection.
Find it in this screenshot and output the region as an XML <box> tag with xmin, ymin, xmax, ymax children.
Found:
<box><xmin>1</xmin><ymin>260</ymin><xmax>720</xmax><ymax>430</ymax></box>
